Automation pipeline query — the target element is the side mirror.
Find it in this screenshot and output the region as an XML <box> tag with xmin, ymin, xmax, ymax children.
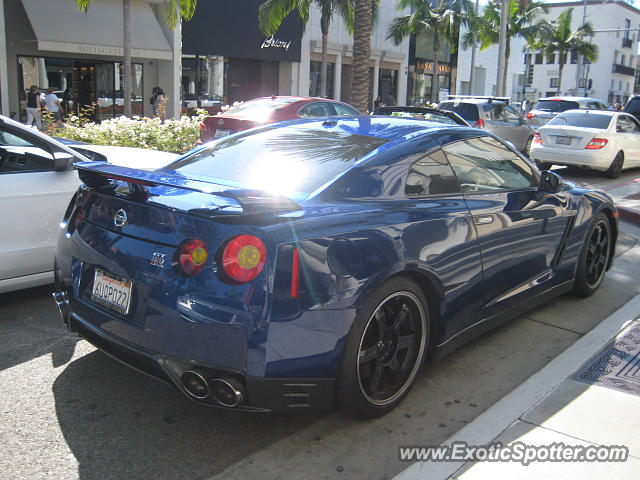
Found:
<box><xmin>539</xmin><ymin>170</ymin><xmax>562</xmax><ymax>194</ymax></box>
<box><xmin>53</xmin><ymin>152</ymin><xmax>76</xmax><ymax>171</ymax></box>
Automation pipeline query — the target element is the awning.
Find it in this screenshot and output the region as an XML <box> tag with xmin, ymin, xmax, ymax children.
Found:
<box><xmin>21</xmin><ymin>0</ymin><xmax>172</xmax><ymax>60</ymax></box>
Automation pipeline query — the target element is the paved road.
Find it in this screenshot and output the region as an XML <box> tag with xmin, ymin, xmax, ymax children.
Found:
<box><xmin>1</xmin><ymin>171</ymin><xmax>639</xmax><ymax>480</ymax></box>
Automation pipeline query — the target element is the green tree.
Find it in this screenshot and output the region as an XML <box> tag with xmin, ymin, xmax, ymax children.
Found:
<box><xmin>259</xmin><ymin>0</ymin><xmax>353</xmax><ymax>99</ymax></box>
<box><xmin>388</xmin><ymin>0</ymin><xmax>473</xmax><ymax>104</ymax></box>
<box><xmin>462</xmin><ymin>0</ymin><xmax>548</xmax><ymax>96</ymax></box>
<box><xmin>537</xmin><ymin>8</ymin><xmax>597</xmax><ymax>95</ymax></box>
<box><xmin>75</xmin><ymin>0</ymin><xmax>197</xmax><ymax>117</ymax></box>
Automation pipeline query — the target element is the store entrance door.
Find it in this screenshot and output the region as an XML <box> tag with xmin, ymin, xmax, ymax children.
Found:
<box><xmin>73</xmin><ymin>62</ymin><xmax>96</xmax><ymax>119</ymax></box>
<box><xmin>226</xmin><ymin>59</ymin><xmax>278</xmax><ymax>104</ymax></box>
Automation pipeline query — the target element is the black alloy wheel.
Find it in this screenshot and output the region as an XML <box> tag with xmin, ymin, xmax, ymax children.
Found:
<box><xmin>337</xmin><ymin>278</ymin><xmax>429</xmax><ymax>418</ymax></box>
<box><xmin>573</xmin><ymin>213</ymin><xmax>612</xmax><ymax>297</ymax></box>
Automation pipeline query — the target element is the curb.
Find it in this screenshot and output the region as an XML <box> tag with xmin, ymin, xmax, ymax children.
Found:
<box><xmin>393</xmin><ymin>293</ymin><xmax>640</xmax><ymax>480</ymax></box>
<box><xmin>618</xmin><ymin>206</ymin><xmax>640</xmax><ymax>226</ymax></box>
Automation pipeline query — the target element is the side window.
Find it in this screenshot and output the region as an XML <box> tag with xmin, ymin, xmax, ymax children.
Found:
<box><xmin>297</xmin><ymin>102</ymin><xmax>330</xmax><ymax>118</ymax></box>
<box><xmin>333</xmin><ymin>103</ymin><xmax>359</xmax><ymax>116</ymax></box>
<box><xmin>503</xmin><ymin>105</ymin><xmax>522</xmax><ymax>124</ymax></box>
<box><xmin>0</xmin><ymin>128</ymin><xmax>56</xmax><ymax>173</ymax></box>
<box><xmin>443</xmin><ymin>136</ymin><xmax>537</xmax><ymax>192</ymax></box>
<box><xmin>617</xmin><ymin>115</ymin><xmax>640</xmax><ymax>133</ymax></box>
<box><xmin>628</xmin><ymin>116</ymin><xmax>640</xmax><ymax>132</ymax></box>
<box><xmin>405</xmin><ymin>149</ymin><xmax>459</xmax><ymax>197</ymax></box>
<box><xmin>490</xmin><ymin>104</ymin><xmax>507</xmax><ymax>121</ymax></box>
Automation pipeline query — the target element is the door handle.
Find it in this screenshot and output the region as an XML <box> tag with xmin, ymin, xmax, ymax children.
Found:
<box><xmin>474</xmin><ymin>215</ymin><xmax>493</xmax><ymax>225</ymax></box>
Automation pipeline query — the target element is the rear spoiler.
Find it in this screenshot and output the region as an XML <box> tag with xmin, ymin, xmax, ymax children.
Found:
<box><xmin>76</xmin><ymin>162</ymin><xmax>301</xmax><ymax>216</ymax></box>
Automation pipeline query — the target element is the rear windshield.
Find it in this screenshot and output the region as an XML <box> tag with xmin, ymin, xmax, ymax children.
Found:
<box><xmin>547</xmin><ymin>112</ymin><xmax>612</xmax><ymax>129</ymax></box>
<box><xmin>534</xmin><ymin>100</ymin><xmax>579</xmax><ymax>113</ymax></box>
<box><xmin>164</xmin><ymin>124</ymin><xmax>389</xmax><ymax>195</ymax></box>
<box><xmin>224</xmin><ymin>98</ymin><xmax>297</xmax><ymax>117</ymax></box>
<box><xmin>438</xmin><ymin>102</ymin><xmax>479</xmax><ymax>121</ymax></box>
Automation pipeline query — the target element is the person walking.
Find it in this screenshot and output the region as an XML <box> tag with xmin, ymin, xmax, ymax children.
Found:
<box><xmin>155</xmin><ymin>88</ymin><xmax>167</xmax><ymax>121</ymax></box>
<box><xmin>44</xmin><ymin>88</ymin><xmax>63</xmax><ymax>128</ymax></box>
<box><xmin>25</xmin><ymin>85</ymin><xmax>42</xmax><ymax>130</ymax></box>
<box><xmin>150</xmin><ymin>86</ymin><xmax>159</xmax><ymax>117</ymax></box>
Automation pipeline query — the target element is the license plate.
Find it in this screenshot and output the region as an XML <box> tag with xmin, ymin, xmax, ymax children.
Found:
<box><xmin>91</xmin><ymin>269</ymin><xmax>132</xmax><ymax>315</ymax></box>
<box><xmin>214</xmin><ymin>129</ymin><xmax>230</xmax><ymax>138</ymax></box>
<box><xmin>556</xmin><ymin>136</ymin><xmax>571</xmax><ymax>145</ymax></box>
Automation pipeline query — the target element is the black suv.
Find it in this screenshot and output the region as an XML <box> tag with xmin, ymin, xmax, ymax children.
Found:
<box><xmin>624</xmin><ymin>96</ymin><xmax>640</xmax><ymax>121</ymax></box>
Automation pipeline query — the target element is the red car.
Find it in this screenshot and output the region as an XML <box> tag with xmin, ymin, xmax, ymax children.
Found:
<box><xmin>198</xmin><ymin>96</ymin><xmax>362</xmax><ymax>143</ymax></box>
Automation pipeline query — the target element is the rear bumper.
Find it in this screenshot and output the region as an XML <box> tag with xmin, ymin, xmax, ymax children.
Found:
<box><xmin>54</xmin><ymin>291</ymin><xmax>335</xmax><ymax>412</ymax></box>
<box><xmin>530</xmin><ymin>146</ymin><xmax>610</xmax><ymax>171</ymax></box>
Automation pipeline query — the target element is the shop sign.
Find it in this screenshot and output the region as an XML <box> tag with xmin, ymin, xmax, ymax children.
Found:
<box><xmin>415</xmin><ymin>61</ymin><xmax>451</xmax><ymax>74</ymax></box>
<box><xmin>261</xmin><ymin>35</ymin><xmax>292</xmax><ymax>52</ymax></box>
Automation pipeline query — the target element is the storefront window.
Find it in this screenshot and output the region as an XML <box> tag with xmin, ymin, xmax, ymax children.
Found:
<box><xmin>19</xmin><ymin>56</ymin><xmax>143</xmax><ymax>121</ymax></box>
<box><xmin>378</xmin><ymin>69</ymin><xmax>397</xmax><ymax>106</ymax></box>
<box><xmin>181</xmin><ymin>56</ymin><xmax>225</xmax><ymax>114</ymax></box>
<box><xmin>310</xmin><ymin>61</ymin><xmax>334</xmax><ymax>98</ymax></box>
<box><xmin>408</xmin><ymin>73</ymin><xmax>450</xmax><ymax>106</ymax></box>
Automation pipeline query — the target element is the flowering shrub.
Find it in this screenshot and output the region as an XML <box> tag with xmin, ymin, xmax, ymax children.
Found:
<box><xmin>53</xmin><ymin>109</ymin><xmax>209</xmax><ymax>154</ymax></box>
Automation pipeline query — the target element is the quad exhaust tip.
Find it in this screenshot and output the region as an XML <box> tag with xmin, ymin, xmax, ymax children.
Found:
<box><xmin>181</xmin><ymin>371</ymin><xmax>244</xmax><ymax>407</ymax></box>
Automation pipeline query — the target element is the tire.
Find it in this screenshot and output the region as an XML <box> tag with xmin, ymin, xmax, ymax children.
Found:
<box><xmin>605</xmin><ymin>152</ymin><xmax>624</xmax><ymax>179</ymax></box>
<box><xmin>536</xmin><ymin>161</ymin><xmax>552</xmax><ymax>171</ymax></box>
<box><xmin>572</xmin><ymin>213</ymin><xmax>612</xmax><ymax>298</ymax></box>
<box><xmin>336</xmin><ymin>277</ymin><xmax>429</xmax><ymax>418</ymax></box>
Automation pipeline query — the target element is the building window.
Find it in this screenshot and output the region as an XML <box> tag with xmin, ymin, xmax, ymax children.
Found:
<box><xmin>524</xmin><ymin>53</ymin><xmax>531</xmax><ymax>65</ymax></box>
<box><xmin>309</xmin><ymin>61</ymin><xmax>334</xmax><ymax>99</ymax></box>
<box><xmin>570</xmin><ymin>51</ymin><xmax>578</xmax><ymax>64</ymax></box>
<box><xmin>550</xmin><ymin>78</ymin><xmax>559</xmax><ymax>88</ymax></box>
<box><xmin>621</xmin><ymin>55</ymin><xmax>626</xmax><ymax>66</ymax></box>
<box><xmin>535</xmin><ymin>53</ymin><xmax>543</xmax><ymax>64</ymax></box>
<box><xmin>546</xmin><ymin>54</ymin><xmax>555</xmax><ymax>64</ymax></box>
<box><xmin>625</xmin><ymin>19</ymin><xmax>631</xmax><ymax>40</ymax></box>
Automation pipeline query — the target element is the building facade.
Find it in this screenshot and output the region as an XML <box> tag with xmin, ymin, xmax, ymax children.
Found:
<box><xmin>181</xmin><ymin>0</ymin><xmax>411</xmax><ymax>112</ymax></box>
<box><xmin>1</xmin><ymin>0</ymin><xmax>182</xmax><ymax>121</ymax></box>
<box><xmin>456</xmin><ymin>0</ymin><xmax>640</xmax><ymax>106</ymax></box>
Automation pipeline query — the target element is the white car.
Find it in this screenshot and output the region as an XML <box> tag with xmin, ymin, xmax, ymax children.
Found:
<box><xmin>0</xmin><ymin>115</ymin><xmax>178</xmax><ymax>293</ymax></box>
<box><xmin>530</xmin><ymin>109</ymin><xmax>640</xmax><ymax>178</ymax></box>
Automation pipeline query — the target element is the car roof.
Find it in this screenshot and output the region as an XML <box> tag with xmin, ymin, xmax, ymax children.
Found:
<box><xmin>558</xmin><ymin>109</ymin><xmax>617</xmax><ymax>116</ymax></box>
<box><xmin>537</xmin><ymin>96</ymin><xmax>602</xmax><ymax>102</ymax></box>
<box><xmin>441</xmin><ymin>98</ymin><xmax>507</xmax><ymax>105</ymax></box>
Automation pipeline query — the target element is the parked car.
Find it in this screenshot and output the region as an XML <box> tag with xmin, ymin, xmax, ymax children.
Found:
<box><xmin>53</xmin><ymin>116</ymin><xmax>617</xmax><ymax>418</ymax></box>
<box><xmin>438</xmin><ymin>97</ymin><xmax>534</xmax><ymax>154</ymax></box>
<box><xmin>373</xmin><ymin>105</ymin><xmax>469</xmax><ymax>126</ymax></box>
<box><xmin>182</xmin><ymin>93</ymin><xmax>224</xmax><ymax>116</ymax></box>
<box><xmin>530</xmin><ymin>109</ymin><xmax>640</xmax><ymax>178</ymax></box>
<box><xmin>198</xmin><ymin>96</ymin><xmax>361</xmax><ymax>143</ymax></box>
<box><xmin>526</xmin><ymin>96</ymin><xmax>607</xmax><ymax>128</ymax></box>
<box><xmin>623</xmin><ymin>94</ymin><xmax>640</xmax><ymax>122</ymax></box>
<box><xmin>0</xmin><ymin>115</ymin><xmax>177</xmax><ymax>293</ymax></box>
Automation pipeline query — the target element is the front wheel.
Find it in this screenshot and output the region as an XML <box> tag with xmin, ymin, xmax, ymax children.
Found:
<box><xmin>336</xmin><ymin>277</ymin><xmax>429</xmax><ymax>418</ymax></box>
<box><xmin>572</xmin><ymin>213</ymin><xmax>612</xmax><ymax>297</ymax></box>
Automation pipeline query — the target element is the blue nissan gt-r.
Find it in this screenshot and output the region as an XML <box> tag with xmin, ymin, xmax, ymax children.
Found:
<box><xmin>53</xmin><ymin>116</ymin><xmax>617</xmax><ymax>418</ymax></box>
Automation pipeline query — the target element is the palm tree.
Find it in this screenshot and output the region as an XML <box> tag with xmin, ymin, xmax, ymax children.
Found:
<box><xmin>259</xmin><ymin>0</ymin><xmax>354</xmax><ymax>99</ymax></box>
<box><xmin>351</xmin><ymin>0</ymin><xmax>373</xmax><ymax>113</ymax></box>
<box><xmin>388</xmin><ymin>0</ymin><xmax>473</xmax><ymax>104</ymax></box>
<box><xmin>462</xmin><ymin>0</ymin><xmax>548</xmax><ymax>97</ymax></box>
<box><xmin>75</xmin><ymin>0</ymin><xmax>197</xmax><ymax>117</ymax></box>
<box><xmin>537</xmin><ymin>8</ymin><xmax>597</xmax><ymax>95</ymax></box>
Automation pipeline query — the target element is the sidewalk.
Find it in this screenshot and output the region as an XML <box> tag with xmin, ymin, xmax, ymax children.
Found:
<box><xmin>580</xmin><ymin>175</ymin><xmax>640</xmax><ymax>226</ymax></box>
<box><xmin>394</xmin><ymin>294</ymin><xmax>640</xmax><ymax>479</ymax></box>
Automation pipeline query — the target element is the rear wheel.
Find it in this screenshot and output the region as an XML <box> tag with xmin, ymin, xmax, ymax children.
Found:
<box><xmin>572</xmin><ymin>213</ymin><xmax>612</xmax><ymax>297</ymax></box>
<box><xmin>605</xmin><ymin>152</ymin><xmax>624</xmax><ymax>179</ymax></box>
<box><xmin>523</xmin><ymin>136</ymin><xmax>533</xmax><ymax>158</ymax></box>
<box><xmin>336</xmin><ymin>277</ymin><xmax>429</xmax><ymax>418</ymax></box>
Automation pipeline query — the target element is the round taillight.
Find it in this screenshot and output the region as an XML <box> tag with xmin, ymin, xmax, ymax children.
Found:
<box><xmin>178</xmin><ymin>239</ymin><xmax>208</xmax><ymax>276</ymax></box>
<box><xmin>221</xmin><ymin>235</ymin><xmax>266</xmax><ymax>283</ymax></box>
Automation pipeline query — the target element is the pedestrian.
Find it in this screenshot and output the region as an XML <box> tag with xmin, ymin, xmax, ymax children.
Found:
<box><xmin>44</xmin><ymin>87</ymin><xmax>63</xmax><ymax>128</ymax></box>
<box><xmin>522</xmin><ymin>98</ymin><xmax>531</xmax><ymax>115</ymax></box>
<box><xmin>150</xmin><ymin>86</ymin><xmax>159</xmax><ymax>117</ymax></box>
<box><xmin>62</xmin><ymin>88</ymin><xmax>72</xmax><ymax>116</ymax></box>
<box><xmin>374</xmin><ymin>96</ymin><xmax>381</xmax><ymax>110</ymax></box>
<box><xmin>25</xmin><ymin>85</ymin><xmax>42</xmax><ymax>130</ymax></box>
<box><xmin>155</xmin><ymin>88</ymin><xmax>167</xmax><ymax>121</ymax></box>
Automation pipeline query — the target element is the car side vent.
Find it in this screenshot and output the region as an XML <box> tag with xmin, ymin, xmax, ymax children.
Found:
<box><xmin>284</xmin><ymin>383</ymin><xmax>315</xmax><ymax>408</ymax></box>
<box><xmin>322</xmin><ymin>120</ymin><xmax>337</xmax><ymax>128</ymax></box>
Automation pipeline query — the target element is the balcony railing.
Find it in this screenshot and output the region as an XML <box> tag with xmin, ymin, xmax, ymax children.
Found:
<box><xmin>622</xmin><ymin>37</ymin><xmax>633</xmax><ymax>49</ymax></box>
<box><xmin>612</xmin><ymin>63</ymin><xmax>635</xmax><ymax>76</ymax></box>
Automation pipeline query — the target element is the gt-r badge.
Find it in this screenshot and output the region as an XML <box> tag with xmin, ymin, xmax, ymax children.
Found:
<box><xmin>151</xmin><ymin>252</ymin><xmax>166</xmax><ymax>267</ymax></box>
<box><xmin>218</xmin><ymin>119</ymin><xmax>224</xmax><ymax>126</ymax></box>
